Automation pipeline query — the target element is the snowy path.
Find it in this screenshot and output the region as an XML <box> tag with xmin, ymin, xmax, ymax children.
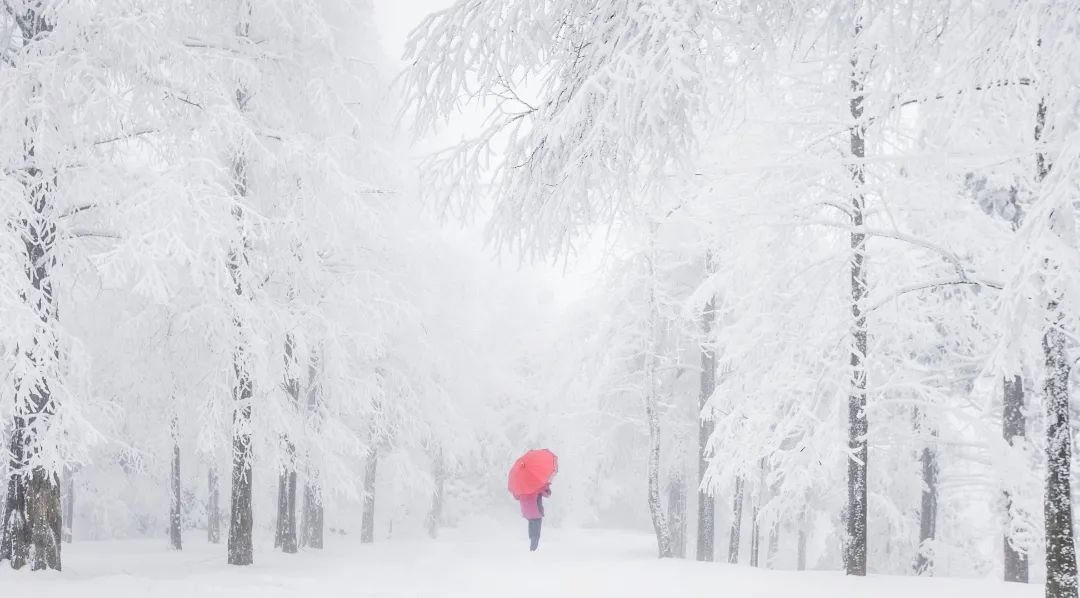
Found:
<box><xmin>0</xmin><ymin>526</ymin><xmax>1043</xmax><ymax>597</ymax></box>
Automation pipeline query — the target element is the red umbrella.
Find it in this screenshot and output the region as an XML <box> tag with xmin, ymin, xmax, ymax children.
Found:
<box><xmin>508</xmin><ymin>449</ymin><xmax>558</xmax><ymax>498</ymax></box>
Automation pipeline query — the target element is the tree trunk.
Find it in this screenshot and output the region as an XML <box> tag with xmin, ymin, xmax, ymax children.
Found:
<box><xmin>208</xmin><ymin>467</ymin><xmax>221</xmax><ymax>544</ymax></box>
<box><xmin>226</xmin><ymin>75</ymin><xmax>254</xmax><ymax>566</ymax></box>
<box><xmin>749</xmin><ymin>496</ymin><xmax>761</xmax><ymax>568</ymax></box>
<box><xmin>1002</xmin><ymin>374</ymin><xmax>1029</xmax><ymax>583</ymax></box>
<box><xmin>300</xmin><ymin>352</ymin><xmax>323</xmax><ymax>549</ymax></box>
<box><xmin>361</xmin><ymin>445</ymin><xmax>378</xmax><ymax>544</ymax></box>
<box><xmin>913</xmin><ymin>408</ymin><xmax>937</xmax><ymax>575</ymax></box>
<box><xmin>1</xmin><ymin>11</ymin><xmax>63</xmax><ymax>566</ymax></box>
<box><xmin>645</xmin><ymin>383</ymin><xmax>672</xmax><ymax>558</ymax></box>
<box><xmin>1038</xmin><ymin>92</ymin><xmax>1077</xmax><ymax>598</ymax></box>
<box><xmin>301</xmin><ymin>481</ymin><xmax>324</xmax><ymax>549</ymax></box>
<box><xmin>697</xmin><ymin>252</ymin><xmax>717</xmax><ymax>562</ymax></box>
<box><xmin>667</xmin><ymin>470</ymin><xmax>687</xmax><ymax>559</ymax></box>
<box><xmin>767</xmin><ymin>522</ymin><xmax>779</xmax><ymax>569</ymax></box>
<box><xmin>914</xmin><ymin>443</ymin><xmax>938</xmax><ymax>574</ymax></box>
<box><xmin>169</xmin><ymin>415</ymin><xmax>182</xmax><ymax>551</ymax></box>
<box><xmin>275</xmin><ymin>334</ymin><xmax>300</xmax><ymax>554</ymax></box>
<box><xmin>275</xmin><ymin>469</ymin><xmax>297</xmax><ymax>553</ymax></box>
<box><xmin>1044</xmin><ymin>307</ymin><xmax>1076</xmax><ymax>598</ymax></box>
<box><xmin>61</xmin><ymin>467</ymin><xmax>73</xmax><ymax>544</ymax></box>
<box><xmin>915</xmin><ymin>446</ymin><xmax>937</xmax><ymax>574</ymax></box>
<box><xmin>275</xmin><ymin>475</ymin><xmax>285</xmax><ymax>548</ymax></box>
<box><xmin>227</xmin><ymin>371</ymin><xmax>254</xmax><ymax>566</ymax></box>
<box><xmin>845</xmin><ymin>16</ymin><xmax>870</xmax><ymax>578</ymax></box>
<box><xmin>643</xmin><ymin>236</ymin><xmax>673</xmax><ymax>559</ymax></box>
<box><xmin>728</xmin><ymin>475</ymin><xmax>745</xmax><ymax>564</ymax></box>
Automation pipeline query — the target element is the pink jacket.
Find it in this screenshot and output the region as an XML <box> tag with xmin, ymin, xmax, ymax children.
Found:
<box><xmin>518</xmin><ymin>487</ymin><xmax>551</xmax><ymax>520</ymax></box>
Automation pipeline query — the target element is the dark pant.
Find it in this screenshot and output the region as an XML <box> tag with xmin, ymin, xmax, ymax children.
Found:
<box><xmin>527</xmin><ymin>518</ymin><xmax>542</xmax><ymax>551</ymax></box>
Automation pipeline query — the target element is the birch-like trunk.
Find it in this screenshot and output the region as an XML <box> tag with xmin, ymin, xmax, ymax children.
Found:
<box><xmin>667</xmin><ymin>470</ymin><xmax>687</xmax><ymax>559</ymax></box>
<box><xmin>697</xmin><ymin>252</ymin><xmax>717</xmax><ymax>562</ymax></box>
<box><xmin>749</xmin><ymin>496</ymin><xmax>761</xmax><ymax>568</ymax></box>
<box><xmin>169</xmin><ymin>414</ymin><xmax>182</xmax><ymax>551</ymax></box>
<box><xmin>361</xmin><ymin>445</ymin><xmax>378</xmax><ymax>544</ymax></box>
<box><xmin>728</xmin><ymin>475</ymin><xmax>745</xmax><ymax>564</ymax></box>
<box><xmin>643</xmin><ymin>230</ymin><xmax>672</xmax><ymax>559</ymax></box>
<box><xmin>845</xmin><ymin>16</ymin><xmax>870</xmax><ymax>578</ymax></box>
<box><xmin>61</xmin><ymin>467</ymin><xmax>73</xmax><ymax>544</ymax></box>
<box><xmin>208</xmin><ymin>468</ymin><xmax>221</xmax><ymax>544</ymax></box>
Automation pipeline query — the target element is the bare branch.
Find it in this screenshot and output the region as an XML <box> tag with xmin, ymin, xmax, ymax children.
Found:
<box><xmin>799</xmin><ymin>218</ymin><xmax>1002</xmax><ymax>287</ymax></box>
<box><xmin>60</xmin><ymin>203</ymin><xmax>98</xmax><ymax>218</ymax></box>
<box><xmin>94</xmin><ymin>128</ymin><xmax>158</xmax><ymax>147</ymax></box>
<box><xmin>867</xmin><ymin>278</ymin><xmax>999</xmax><ymax>314</ymax></box>
<box><xmin>69</xmin><ymin>228</ymin><xmax>122</xmax><ymax>240</ymax></box>
<box><xmin>171</xmin><ymin>95</ymin><xmax>204</xmax><ymax>110</ymax></box>
<box><xmin>895</xmin><ymin>78</ymin><xmax>1034</xmax><ymax>110</ymax></box>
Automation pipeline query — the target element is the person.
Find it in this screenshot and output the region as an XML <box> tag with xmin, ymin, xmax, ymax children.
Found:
<box><xmin>518</xmin><ymin>484</ymin><xmax>551</xmax><ymax>551</ymax></box>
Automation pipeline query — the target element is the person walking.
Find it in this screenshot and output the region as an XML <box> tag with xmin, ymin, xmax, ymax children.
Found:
<box><xmin>519</xmin><ymin>485</ymin><xmax>551</xmax><ymax>551</ymax></box>
<box><xmin>508</xmin><ymin>448</ymin><xmax>558</xmax><ymax>551</ymax></box>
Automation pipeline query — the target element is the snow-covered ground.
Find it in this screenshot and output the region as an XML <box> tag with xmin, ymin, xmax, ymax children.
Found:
<box><xmin>0</xmin><ymin>525</ymin><xmax>1043</xmax><ymax>598</ymax></box>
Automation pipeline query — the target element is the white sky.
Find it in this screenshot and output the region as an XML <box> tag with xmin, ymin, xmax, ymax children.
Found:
<box><xmin>369</xmin><ymin>0</ymin><xmax>602</xmax><ymax>308</ymax></box>
<box><xmin>371</xmin><ymin>0</ymin><xmax>453</xmax><ymax>63</ymax></box>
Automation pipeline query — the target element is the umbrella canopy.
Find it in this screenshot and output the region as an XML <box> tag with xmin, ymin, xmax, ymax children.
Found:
<box><xmin>508</xmin><ymin>449</ymin><xmax>558</xmax><ymax>498</ymax></box>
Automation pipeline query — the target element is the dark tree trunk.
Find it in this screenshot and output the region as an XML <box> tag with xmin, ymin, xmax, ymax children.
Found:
<box><xmin>1</xmin><ymin>11</ymin><xmax>63</xmax><ymax>567</ymax></box>
<box><xmin>361</xmin><ymin>445</ymin><xmax>378</xmax><ymax>544</ymax></box>
<box><xmin>667</xmin><ymin>470</ymin><xmax>687</xmax><ymax>559</ymax></box>
<box><xmin>208</xmin><ymin>467</ymin><xmax>221</xmax><ymax>544</ymax></box>
<box><xmin>915</xmin><ymin>441</ymin><xmax>937</xmax><ymax>574</ymax></box>
<box><xmin>913</xmin><ymin>408</ymin><xmax>937</xmax><ymax>575</ymax></box>
<box><xmin>227</xmin><ymin>374</ymin><xmax>254</xmax><ymax>566</ymax></box>
<box><xmin>275</xmin><ymin>469</ymin><xmax>297</xmax><ymax>553</ymax></box>
<box><xmin>1</xmin><ymin>469</ymin><xmax>62</xmax><ymax>571</ymax></box>
<box><xmin>169</xmin><ymin>415</ymin><xmax>182</xmax><ymax>551</ymax></box>
<box><xmin>914</xmin><ymin>444</ymin><xmax>938</xmax><ymax>574</ymax></box>
<box><xmin>61</xmin><ymin>467</ymin><xmax>73</xmax><ymax>544</ymax></box>
<box><xmin>300</xmin><ymin>352</ymin><xmax>323</xmax><ymax>549</ymax></box>
<box><xmin>1044</xmin><ymin>308</ymin><xmax>1076</xmax><ymax>598</ymax></box>
<box><xmin>845</xmin><ymin>16</ymin><xmax>870</xmax><ymax>578</ymax></box>
<box><xmin>275</xmin><ymin>334</ymin><xmax>300</xmax><ymax>554</ymax></box>
<box><xmin>697</xmin><ymin>252</ymin><xmax>717</xmax><ymax>562</ymax></box>
<box><xmin>1002</xmin><ymin>374</ymin><xmax>1029</xmax><ymax>583</ymax></box>
<box><xmin>728</xmin><ymin>475</ymin><xmax>745</xmax><ymax>564</ymax></box>
<box><xmin>1037</xmin><ymin>93</ymin><xmax>1077</xmax><ymax>598</ymax></box>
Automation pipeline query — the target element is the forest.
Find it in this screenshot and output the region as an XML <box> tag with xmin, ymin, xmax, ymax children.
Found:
<box><xmin>1</xmin><ymin>1</ymin><xmax>1079</xmax><ymax>598</ymax></box>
